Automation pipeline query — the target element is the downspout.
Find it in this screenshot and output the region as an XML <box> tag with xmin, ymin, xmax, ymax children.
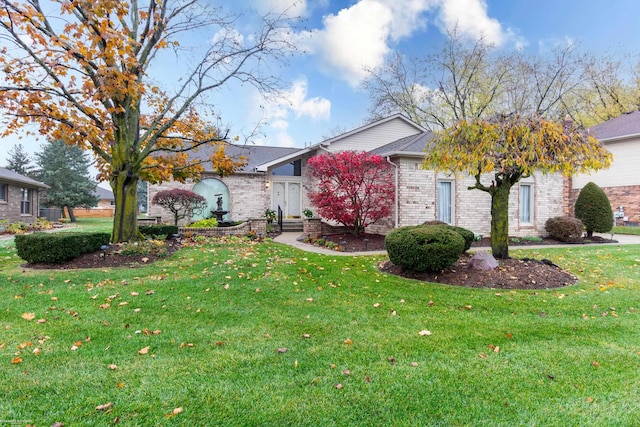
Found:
<box><xmin>386</xmin><ymin>156</ymin><xmax>399</xmax><ymax>229</ymax></box>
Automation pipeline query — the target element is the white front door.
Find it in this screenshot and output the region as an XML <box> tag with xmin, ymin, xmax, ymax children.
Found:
<box><xmin>272</xmin><ymin>181</ymin><xmax>302</xmax><ymax>218</ymax></box>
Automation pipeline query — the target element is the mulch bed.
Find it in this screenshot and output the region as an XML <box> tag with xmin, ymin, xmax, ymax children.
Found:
<box><xmin>321</xmin><ymin>233</ymin><xmax>616</xmax><ymax>289</ymax></box>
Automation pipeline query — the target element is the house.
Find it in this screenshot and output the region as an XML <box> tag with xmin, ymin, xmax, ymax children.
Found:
<box><xmin>570</xmin><ymin>111</ymin><xmax>640</xmax><ymax>226</ymax></box>
<box><xmin>147</xmin><ymin>115</ymin><xmax>565</xmax><ymax>236</ymax></box>
<box><xmin>95</xmin><ymin>185</ymin><xmax>115</xmax><ymax>210</ymax></box>
<box><xmin>0</xmin><ymin>167</ymin><xmax>49</xmax><ymax>224</ymax></box>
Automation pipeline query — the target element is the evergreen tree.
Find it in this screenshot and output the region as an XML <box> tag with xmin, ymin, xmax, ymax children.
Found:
<box><xmin>574</xmin><ymin>182</ymin><xmax>614</xmax><ymax>237</ymax></box>
<box><xmin>5</xmin><ymin>144</ymin><xmax>35</xmax><ymax>177</ymax></box>
<box><xmin>35</xmin><ymin>140</ymin><xmax>99</xmax><ymax>222</ymax></box>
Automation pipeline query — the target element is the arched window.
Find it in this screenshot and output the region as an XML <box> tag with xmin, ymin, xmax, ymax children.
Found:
<box><xmin>191</xmin><ymin>178</ymin><xmax>230</xmax><ymax>221</ymax></box>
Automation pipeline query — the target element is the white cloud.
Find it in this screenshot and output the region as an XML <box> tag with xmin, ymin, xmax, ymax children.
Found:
<box><xmin>252</xmin><ymin>79</ymin><xmax>331</xmax><ymax>147</ymax></box>
<box><xmin>298</xmin><ymin>0</ymin><xmax>519</xmax><ymax>87</ymax></box>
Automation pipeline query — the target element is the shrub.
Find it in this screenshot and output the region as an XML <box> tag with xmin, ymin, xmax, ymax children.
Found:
<box><xmin>187</xmin><ymin>218</ymin><xmax>218</xmax><ymax>228</ymax></box>
<box><xmin>421</xmin><ymin>222</ymin><xmax>475</xmax><ymax>252</ymax></box>
<box><xmin>139</xmin><ymin>224</ymin><xmax>178</xmax><ymax>239</ymax></box>
<box><xmin>15</xmin><ymin>232</ymin><xmax>110</xmax><ymax>264</ymax></box>
<box><xmin>6</xmin><ymin>221</ymin><xmax>29</xmax><ymax>234</ymax></box>
<box><xmin>545</xmin><ymin>216</ymin><xmax>584</xmax><ymax>242</ymax></box>
<box><xmin>574</xmin><ymin>182</ymin><xmax>614</xmax><ymax>237</ymax></box>
<box><xmin>445</xmin><ymin>225</ymin><xmax>475</xmax><ymax>252</ymax></box>
<box><xmin>385</xmin><ymin>225</ymin><xmax>464</xmax><ymax>272</ymax></box>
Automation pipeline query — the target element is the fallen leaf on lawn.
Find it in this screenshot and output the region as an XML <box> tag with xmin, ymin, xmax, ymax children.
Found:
<box><xmin>586</xmin><ymin>397</ymin><xmax>593</xmax><ymax>403</ymax></box>
<box><xmin>277</xmin><ymin>347</ymin><xmax>288</xmax><ymax>353</ymax></box>
<box><xmin>592</xmin><ymin>361</ymin><xmax>600</xmax><ymax>367</ymax></box>
<box><xmin>334</xmin><ymin>383</ymin><xmax>343</xmax><ymax>389</ymax></box>
<box><xmin>75</xmin><ymin>340</ymin><xmax>83</xmax><ymax>347</ymax></box>
<box><xmin>108</xmin><ymin>364</ymin><xmax>118</xmax><ymax>370</ymax></box>
<box><xmin>215</xmin><ymin>341</ymin><xmax>225</xmax><ymax>346</ymax></box>
<box><xmin>255</xmin><ymin>288</ymin><xmax>260</xmax><ymax>293</ymax></box>
<box><xmin>343</xmin><ymin>369</ymin><xmax>351</xmax><ymax>376</ymax></box>
<box><xmin>294</xmin><ymin>359</ymin><xmax>298</xmax><ymax>368</ymax></box>
<box><xmin>51</xmin><ymin>422</ymin><xmax>64</xmax><ymax>427</ymax></box>
<box><xmin>130</xmin><ymin>292</ymin><xmax>139</xmax><ymax>296</ymax></box>
<box><xmin>302</xmin><ymin>334</ymin><xmax>311</xmax><ymax>338</ymax></box>
<box><xmin>17</xmin><ymin>342</ymin><xmax>32</xmax><ymax>350</ymax></box>
<box><xmin>172</xmin><ymin>407</ymin><xmax>183</xmax><ymax>415</ymax></box>
<box><xmin>32</xmin><ymin>347</ymin><xmax>41</xmax><ymax>355</ymax></box>
<box><xmin>141</xmin><ymin>257</ymin><xmax>149</xmax><ymax>263</ymax></box>
<box><xmin>373</xmin><ymin>303</ymin><xmax>381</xmax><ymax>308</ymax></box>
<box><xmin>95</xmin><ymin>402</ymin><xmax>113</xmax><ymax>411</ymax></box>
<box><xmin>505</xmin><ymin>333</ymin><xmax>513</xmax><ymax>339</ymax></box>
<box><xmin>223</xmin><ymin>284</ymin><xmax>230</xmax><ymax>290</ymax></box>
<box><xmin>118</xmin><ymin>301</ymin><xmax>128</xmax><ymax>306</ymax></box>
<box><xmin>365</xmin><ymin>376</ymin><xmax>371</xmax><ymax>382</ymax></box>
<box><xmin>329</xmin><ymin>364</ymin><xmax>336</xmax><ymax>369</ymax></box>
<box><xmin>99</xmin><ymin>303</ymin><xmax>110</xmax><ymax>309</ymax></box>
<box><xmin>11</xmin><ymin>357</ymin><xmax>22</xmax><ymax>364</ymax></box>
<box><xmin>410</xmin><ymin>362</ymin><xmax>419</xmax><ymax>367</ymax></box>
<box><xmin>427</xmin><ymin>301</ymin><xmax>434</xmax><ymax>307</ymax></box>
<box><xmin>21</xmin><ymin>312</ymin><xmax>35</xmax><ymax>321</ymax></box>
<box><xmin>418</xmin><ymin>330</ymin><xmax>432</xmax><ymax>336</ymax></box>
<box><xmin>464</xmin><ymin>305</ymin><xmax>473</xmax><ymax>310</ymax></box>
<box><xmin>306</xmin><ymin>297</ymin><xmax>313</xmax><ymax>302</ymax></box>
<box><xmin>145</xmin><ymin>290</ymin><xmax>155</xmax><ymax>295</ymax></box>
<box><xmin>344</xmin><ymin>338</ymin><xmax>353</xmax><ymax>345</ymax></box>
<box><xmin>36</xmin><ymin>318</ymin><xmax>47</xmax><ymax>324</ymax></box>
<box><xmin>152</xmin><ymin>329</ymin><xmax>161</xmax><ymax>335</ymax></box>
<box><xmin>51</xmin><ymin>296</ymin><xmax>58</xmax><ymax>301</ymax></box>
<box><xmin>478</xmin><ymin>353</ymin><xmax>487</xmax><ymax>359</ymax></box>
<box><xmin>387</xmin><ymin>357</ymin><xmax>396</xmax><ymax>365</ymax></box>
<box><xmin>138</xmin><ymin>346</ymin><xmax>150</xmax><ymax>355</ymax></box>
<box><xmin>70</xmin><ymin>345</ymin><xmax>79</xmax><ymax>351</ymax></box>
<box><xmin>390</xmin><ymin>310</ymin><xmax>397</xmax><ymax>316</ymax></box>
<box><xmin>264</xmin><ymin>334</ymin><xmax>271</xmax><ymax>339</ymax></box>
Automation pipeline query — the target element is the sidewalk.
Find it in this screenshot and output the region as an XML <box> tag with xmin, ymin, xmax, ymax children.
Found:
<box><xmin>273</xmin><ymin>231</ymin><xmax>640</xmax><ymax>256</ymax></box>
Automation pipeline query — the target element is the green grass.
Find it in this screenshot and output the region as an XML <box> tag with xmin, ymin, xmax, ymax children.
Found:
<box><xmin>1</xmin><ymin>237</ymin><xmax>640</xmax><ymax>426</ymax></box>
<box><xmin>613</xmin><ymin>225</ymin><xmax>640</xmax><ymax>235</ymax></box>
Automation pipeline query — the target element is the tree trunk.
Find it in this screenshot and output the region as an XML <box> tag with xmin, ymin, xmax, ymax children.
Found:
<box><xmin>110</xmin><ymin>106</ymin><xmax>142</xmax><ymax>243</ymax></box>
<box><xmin>111</xmin><ymin>170</ymin><xmax>139</xmax><ymax>243</ymax></box>
<box><xmin>490</xmin><ymin>183</ymin><xmax>512</xmax><ymax>259</ymax></box>
<box><xmin>67</xmin><ymin>206</ymin><xmax>76</xmax><ymax>223</ymax></box>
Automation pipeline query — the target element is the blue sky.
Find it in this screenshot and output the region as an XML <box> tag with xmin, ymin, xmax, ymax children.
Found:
<box><xmin>2</xmin><ymin>0</ymin><xmax>640</xmax><ymax>177</ymax></box>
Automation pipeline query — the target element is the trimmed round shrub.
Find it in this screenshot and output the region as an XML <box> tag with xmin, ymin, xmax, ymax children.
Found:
<box><xmin>421</xmin><ymin>222</ymin><xmax>475</xmax><ymax>252</ymax></box>
<box><xmin>385</xmin><ymin>225</ymin><xmax>465</xmax><ymax>273</ymax></box>
<box><xmin>574</xmin><ymin>182</ymin><xmax>613</xmax><ymax>236</ymax></box>
<box><xmin>545</xmin><ymin>216</ymin><xmax>584</xmax><ymax>242</ymax></box>
<box><xmin>445</xmin><ymin>225</ymin><xmax>475</xmax><ymax>252</ymax></box>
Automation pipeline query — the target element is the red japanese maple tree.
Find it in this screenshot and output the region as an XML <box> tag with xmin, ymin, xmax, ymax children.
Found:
<box><xmin>307</xmin><ymin>151</ymin><xmax>395</xmax><ymax>235</ymax></box>
<box><xmin>151</xmin><ymin>189</ymin><xmax>207</xmax><ymax>226</ymax></box>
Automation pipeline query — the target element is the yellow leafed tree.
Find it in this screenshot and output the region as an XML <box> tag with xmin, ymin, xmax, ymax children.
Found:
<box><xmin>0</xmin><ymin>0</ymin><xmax>296</xmax><ymax>242</ymax></box>
<box><xmin>424</xmin><ymin>114</ymin><xmax>612</xmax><ymax>259</ymax></box>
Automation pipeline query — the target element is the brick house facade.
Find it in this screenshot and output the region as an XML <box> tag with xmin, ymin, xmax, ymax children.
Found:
<box><xmin>570</xmin><ymin>111</ymin><xmax>640</xmax><ymax>226</ymax></box>
<box><xmin>0</xmin><ymin>167</ymin><xmax>49</xmax><ymax>224</ymax></box>
<box><xmin>147</xmin><ymin>115</ymin><xmax>565</xmax><ymax>236</ymax></box>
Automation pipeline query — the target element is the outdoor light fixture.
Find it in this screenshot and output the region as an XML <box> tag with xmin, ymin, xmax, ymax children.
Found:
<box><xmin>265</xmin><ymin>181</ymin><xmax>270</xmax><ymax>189</ymax></box>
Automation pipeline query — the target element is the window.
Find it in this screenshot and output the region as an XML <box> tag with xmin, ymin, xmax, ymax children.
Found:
<box><xmin>272</xmin><ymin>159</ymin><xmax>302</xmax><ymax>176</ymax></box>
<box><xmin>519</xmin><ymin>184</ymin><xmax>533</xmax><ymax>224</ymax></box>
<box><xmin>437</xmin><ymin>181</ymin><xmax>453</xmax><ymax>224</ymax></box>
<box><xmin>20</xmin><ymin>188</ymin><xmax>31</xmax><ymax>214</ymax></box>
<box><xmin>0</xmin><ymin>183</ymin><xmax>7</xmax><ymax>202</ymax></box>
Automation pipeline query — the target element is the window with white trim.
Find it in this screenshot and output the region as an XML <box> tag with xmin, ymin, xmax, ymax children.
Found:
<box><xmin>437</xmin><ymin>180</ymin><xmax>454</xmax><ymax>224</ymax></box>
<box><xmin>20</xmin><ymin>188</ymin><xmax>31</xmax><ymax>214</ymax></box>
<box><xmin>519</xmin><ymin>183</ymin><xmax>533</xmax><ymax>224</ymax></box>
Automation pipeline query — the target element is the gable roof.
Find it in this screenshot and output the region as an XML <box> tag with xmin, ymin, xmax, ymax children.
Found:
<box><xmin>588</xmin><ymin>111</ymin><xmax>640</xmax><ymax>141</ymax></box>
<box><xmin>256</xmin><ymin>114</ymin><xmax>427</xmax><ymax>171</ymax></box>
<box><xmin>94</xmin><ymin>186</ymin><xmax>114</xmax><ymax>200</ymax></box>
<box><xmin>0</xmin><ymin>167</ymin><xmax>49</xmax><ymax>189</ymax></box>
<box><xmin>186</xmin><ymin>143</ymin><xmax>300</xmax><ymax>174</ymax></box>
<box><xmin>371</xmin><ymin>131</ymin><xmax>434</xmax><ymax>157</ymax></box>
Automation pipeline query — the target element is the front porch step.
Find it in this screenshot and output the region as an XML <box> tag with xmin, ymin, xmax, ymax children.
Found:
<box><xmin>280</xmin><ymin>220</ymin><xmax>303</xmax><ymax>232</ymax></box>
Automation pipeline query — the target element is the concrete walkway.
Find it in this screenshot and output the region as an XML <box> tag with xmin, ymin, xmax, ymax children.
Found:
<box><xmin>273</xmin><ymin>231</ymin><xmax>640</xmax><ymax>256</ymax></box>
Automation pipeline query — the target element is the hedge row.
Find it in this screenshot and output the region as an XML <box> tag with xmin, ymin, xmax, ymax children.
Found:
<box><xmin>15</xmin><ymin>232</ymin><xmax>110</xmax><ymax>264</ymax></box>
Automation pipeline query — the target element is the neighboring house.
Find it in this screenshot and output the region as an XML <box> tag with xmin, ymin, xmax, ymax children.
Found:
<box><xmin>94</xmin><ymin>186</ymin><xmax>115</xmax><ymax>210</ymax></box>
<box><xmin>570</xmin><ymin>111</ymin><xmax>640</xmax><ymax>226</ymax></box>
<box><xmin>0</xmin><ymin>167</ymin><xmax>49</xmax><ymax>224</ymax></box>
<box><xmin>147</xmin><ymin>114</ymin><xmax>565</xmax><ymax>236</ymax></box>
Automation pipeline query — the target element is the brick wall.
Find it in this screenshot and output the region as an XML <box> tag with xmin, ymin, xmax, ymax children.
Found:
<box><xmin>568</xmin><ymin>185</ymin><xmax>640</xmax><ymax>225</ymax></box>
<box><xmin>147</xmin><ymin>173</ymin><xmax>267</xmax><ymax>225</ymax></box>
<box><xmin>0</xmin><ymin>184</ymin><xmax>41</xmax><ymax>224</ymax></box>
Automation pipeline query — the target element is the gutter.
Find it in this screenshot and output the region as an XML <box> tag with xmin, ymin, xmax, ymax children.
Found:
<box><xmin>386</xmin><ymin>156</ymin><xmax>399</xmax><ymax>229</ymax></box>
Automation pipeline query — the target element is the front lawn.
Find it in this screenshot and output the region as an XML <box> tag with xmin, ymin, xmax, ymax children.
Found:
<box><xmin>1</xmin><ymin>238</ymin><xmax>639</xmax><ymax>425</ymax></box>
